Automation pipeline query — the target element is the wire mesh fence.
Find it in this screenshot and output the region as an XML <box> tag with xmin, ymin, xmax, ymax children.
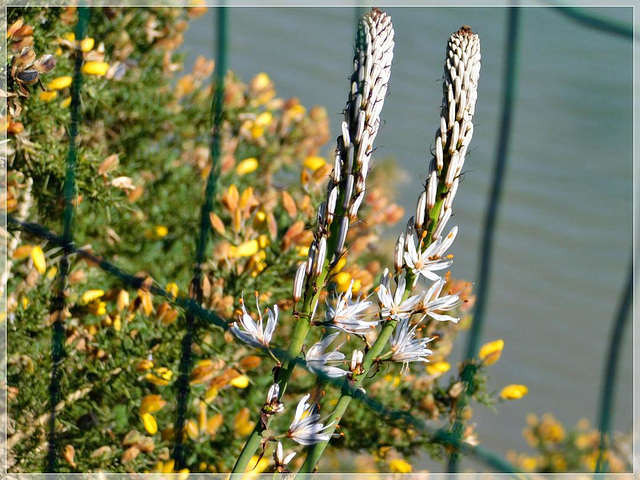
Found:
<box><xmin>2</xmin><ymin>4</ymin><xmax>634</xmax><ymax>475</ymax></box>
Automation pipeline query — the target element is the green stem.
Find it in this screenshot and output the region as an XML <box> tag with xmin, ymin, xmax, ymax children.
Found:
<box><xmin>230</xmin><ymin>286</ymin><xmax>316</xmax><ymax>474</ymax></box>
<box><xmin>298</xmin><ymin>150</ymin><xmax>451</xmax><ymax>474</ymax></box>
<box><xmin>298</xmin><ymin>319</ymin><xmax>397</xmax><ymax>473</ymax></box>
<box><xmin>231</xmin><ymin>246</ymin><xmax>333</xmax><ymax>474</ymax></box>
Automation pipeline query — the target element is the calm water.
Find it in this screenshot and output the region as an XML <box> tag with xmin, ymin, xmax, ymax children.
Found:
<box><xmin>183</xmin><ymin>7</ymin><xmax>633</xmax><ymax>470</ymax></box>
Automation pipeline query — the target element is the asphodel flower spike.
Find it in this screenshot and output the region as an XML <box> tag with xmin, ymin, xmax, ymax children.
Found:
<box><xmin>326</xmin><ymin>7</ymin><xmax>395</xmax><ymax>262</ymax></box>
<box><xmin>417</xmin><ymin>26</ymin><xmax>481</xmax><ymax>241</ymax></box>
<box><xmin>231</xmin><ymin>9</ymin><xmax>395</xmax><ymax>475</ymax></box>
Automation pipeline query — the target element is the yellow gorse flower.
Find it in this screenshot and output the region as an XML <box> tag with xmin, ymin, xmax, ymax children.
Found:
<box><xmin>500</xmin><ymin>384</ymin><xmax>528</xmax><ymax>400</ymax></box>
<box><xmin>334</xmin><ymin>272</ymin><xmax>352</xmax><ymax>292</ymax></box>
<box><xmin>231</xmin><ymin>239</ymin><xmax>259</xmax><ymax>258</ymax></box>
<box><xmin>229</xmin><ymin>375</ymin><xmax>249</xmax><ymax>388</ymax></box>
<box><xmin>252</xmin><ymin>72</ymin><xmax>270</xmax><ymax>91</ymax></box>
<box><xmin>82</xmin><ymin>61</ymin><xmax>109</xmax><ymax>76</ymax></box>
<box><xmin>80</xmin><ymin>37</ymin><xmax>94</xmax><ymax>52</ymax></box>
<box><xmin>166</xmin><ymin>282</ymin><xmax>179</xmax><ymax>299</ymax></box>
<box><xmin>249</xmin><ymin>124</ymin><xmax>264</xmax><ymax>139</ymax></box>
<box><xmin>204</xmin><ymin>385</ymin><xmax>218</xmax><ymax>404</ymax></box>
<box><xmin>426</xmin><ymin>361</ymin><xmax>451</xmax><ymax>376</ymax></box>
<box><xmin>48</xmin><ymin>76</ymin><xmax>72</xmax><ymax>91</ymax></box>
<box><xmin>389</xmin><ymin>459</ymin><xmax>412</xmax><ymax>473</ymax></box>
<box><xmin>154</xmin><ymin>225</ymin><xmax>169</xmax><ymax>238</ymax></box>
<box><xmin>186</xmin><ymin>419</ymin><xmax>199</xmax><ymax>440</ymax></box>
<box><xmin>141</xmin><ymin>412</ymin><xmax>158</xmax><ymax>435</ymax></box>
<box><xmin>236</xmin><ymin>158</ymin><xmax>259</xmax><ymax>175</ymax></box>
<box><xmin>81</xmin><ymin>289</ymin><xmax>105</xmax><ymax>304</ymax></box>
<box><xmin>234</xmin><ymin>407</ymin><xmax>255</xmax><ymax>437</ymax></box>
<box><xmin>331</xmin><ymin>256</ymin><xmax>347</xmax><ymax>274</ymax></box>
<box><xmin>254</xmin><ymin>111</ymin><xmax>273</xmax><ymax>128</ymax></box>
<box><xmin>30</xmin><ymin>246</ymin><xmax>46</xmax><ymax>274</ymax></box>
<box><xmin>303</xmin><ymin>155</ymin><xmax>326</xmax><ymax>171</ymax></box>
<box><xmin>39</xmin><ymin>91</ymin><xmax>58</xmax><ymax>102</ymax></box>
<box><xmin>145</xmin><ymin>367</ymin><xmax>172</xmax><ymax>386</ymax></box>
<box><xmin>244</xmin><ymin>455</ymin><xmax>269</xmax><ymax>477</ymax></box>
<box><xmin>140</xmin><ymin>394</ymin><xmax>166</xmax><ymax>415</ymax></box>
<box><xmin>479</xmin><ymin>339</ymin><xmax>504</xmax><ymax>366</ymax></box>
<box><xmin>87</xmin><ymin>301</ymin><xmax>107</xmax><ymax>316</ymax></box>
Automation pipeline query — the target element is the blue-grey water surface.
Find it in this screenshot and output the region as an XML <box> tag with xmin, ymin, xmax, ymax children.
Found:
<box><xmin>183</xmin><ymin>7</ymin><xmax>633</xmax><ymax>471</ymax></box>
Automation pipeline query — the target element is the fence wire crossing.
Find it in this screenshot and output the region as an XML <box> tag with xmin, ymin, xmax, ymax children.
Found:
<box><xmin>4</xmin><ymin>4</ymin><xmax>634</xmax><ymax>475</ymax></box>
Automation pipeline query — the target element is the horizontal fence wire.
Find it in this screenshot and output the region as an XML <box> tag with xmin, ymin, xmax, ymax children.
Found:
<box><xmin>46</xmin><ymin>7</ymin><xmax>89</xmax><ymax>472</ymax></box>
<box><xmin>8</xmin><ymin>216</ymin><xmax>228</xmax><ymax>329</ymax></box>
<box><xmin>549</xmin><ymin>4</ymin><xmax>635</xmax><ymax>40</ymax></box>
<box><xmin>595</xmin><ymin>258</ymin><xmax>634</xmax><ymax>473</ymax></box>
<box><xmin>7</xmin><ymin>214</ymin><xmax>521</xmax><ymax>473</ymax></box>
<box><xmin>173</xmin><ymin>5</ymin><xmax>228</xmax><ymax>469</ymax></box>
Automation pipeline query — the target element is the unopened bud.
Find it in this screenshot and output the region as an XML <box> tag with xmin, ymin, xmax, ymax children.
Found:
<box><xmin>293</xmin><ymin>263</ymin><xmax>306</xmax><ymax>302</ymax></box>
<box><xmin>314</xmin><ymin>237</ymin><xmax>327</xmax><ymax>276</ymax></box>
<box><xmin>334</xmin><ymin>217</ymin><xmax>349</xmax><ymax>259</ymax></box>
<box><xmin>427</xmin><ymin>170</ymin><xmax>438</xmax><ymax>209</ymax></box>
<box><xmin>415</xmin><ymin>191</ymin><xmax>427</xmax><ymax>231</ymax></box>
<box><xmin>394</xmin><ymin>233</ymin><xmax>405</xmax><ymax>272</ymax></box>
<box><xmin>306</xmin><ymin>241</ymin><xmax>317</xmax><ymax>276</ymax></box>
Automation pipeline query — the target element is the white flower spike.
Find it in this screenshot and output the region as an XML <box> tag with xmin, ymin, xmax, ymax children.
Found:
<box><xmin>287</xmin><ymin>394</ymin><xmax>335</xmax><ymax>446</ymax></box>
<box><xmin>230</xmin><ymin>293</ymin><xmax>278</xmax><ymax>350</ymax></box>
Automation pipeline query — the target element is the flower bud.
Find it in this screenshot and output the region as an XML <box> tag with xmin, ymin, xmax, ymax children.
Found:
<box><xmin>293</xmin><ymin>263</ymin><xmax>306</xmax><ymax>302</ymax></box>
<box><xmin>334</xmin><ymin>217</ymin><xmax>349</xmax><ymax>259</ymax></box>
<box><xmin>394</xmin><ymin>233</ymin><xmax>405</xmax><ymax>272</ymax></box>
<box><xmin>427</xmin><ymin>170</ymin><xmax>438</xmax><ymax>210</ymax></box>
<box><xmin>415</xmin><ymin>191</ymin><xmax>427</xmax><ymax>231</ymax></box>
<box><xmin>314</xmin><ymin>237</ymin><xmax>327</xmax><ymax>276</ymax></box>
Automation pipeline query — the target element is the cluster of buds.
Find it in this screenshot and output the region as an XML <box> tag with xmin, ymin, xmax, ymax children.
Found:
<box><xmin>294</xmin><ymin>8</ymin><xmax>395</xmax><ymax>304</ymax></box>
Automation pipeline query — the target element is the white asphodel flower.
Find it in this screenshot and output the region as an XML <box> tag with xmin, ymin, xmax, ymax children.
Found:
<box><xmin>403</xmin><ymin>227</ymin><xmax>457</xmax><ymax>281</ymax></box>
<box><xmin>389</xmin><ymin>318</ymin><xmax>433</xmax><ymax>372</ymax></box>
<box><xmin>377</xmin><ymin>272</ymin><xmax>424</xmax><ymax>322</ymax></box>
<box><xmin>274</xmin><ymin>441</ymin><xmax>297</xmax><ymax>472</ymax></box>
<box><xmin>422</xmin><ymin>277</ymin><xmax>462</xmax><ymax>323</ymax></box>
<box><xmin>230</xmin><ymin>293</ymin><xmax>278</xmax><ymax>350</ymax></box>
<box><xmin>287</xmin><ymin>394</ymin><xmax>335</xmax><ymax>446</ymax></box>
<box><xmin>325</xmin><ymin>280</ymin><xmax>379</xmax><ymax>334</ymax></box>
<box><xmin>305</xmin><ymin>332</ymin><xmax>347</xmax><ymax>378</ymax></box>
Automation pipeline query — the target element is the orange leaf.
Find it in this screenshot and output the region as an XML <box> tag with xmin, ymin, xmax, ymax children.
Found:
<box><xmin>281</xmin><ymin>191</ymin><xmax>297</xmax><ymax>218</ymax></box>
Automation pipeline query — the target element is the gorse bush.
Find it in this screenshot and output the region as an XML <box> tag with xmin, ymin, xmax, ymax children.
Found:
<box><xmin>4</xmin><ymin>6</ymin><xmax>557</xmax><ymax>475</ymax></box>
